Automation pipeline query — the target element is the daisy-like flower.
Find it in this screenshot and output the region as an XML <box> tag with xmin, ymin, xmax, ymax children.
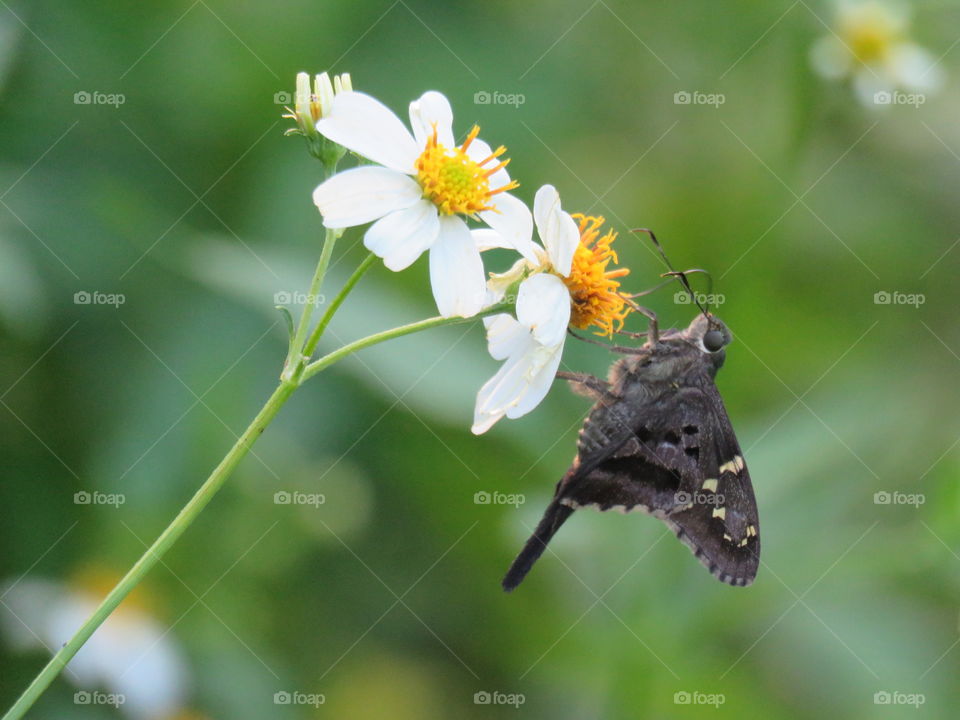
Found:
<box><xmin>471</xmin><ymin>185</ymin><xmax>630</xmax><ymax>434</ymax></box>
<box><xmin>312</xmin><ymin>90</ymin><xmax>533</xmax><ymax>318</ymax></box>
<box><xmin>810</xmin><ymin>1</ymin><xmax>943</xmax><ymax>106</ymax></box>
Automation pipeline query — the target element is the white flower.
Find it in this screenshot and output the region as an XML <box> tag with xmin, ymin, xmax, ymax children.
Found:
<box><xmin>810</xmin><ymin>1</ymin><xmax>943</xmax><ymax>106</ymax></box>
<box><xmin>1</xmin><ymin>575</ymin><xmax>189</xmax><ymax>720</ymax></box>
<box><xmin>312</xmin><ymin>90</ymin><xmax>533</xmax><ymax>318</ymax></box>
<box><xmin>472</xmin><ymin>185</ymin><xmax>630</xmax><ymax>434</ymax></box>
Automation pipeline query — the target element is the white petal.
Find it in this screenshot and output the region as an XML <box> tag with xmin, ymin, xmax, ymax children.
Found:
<box><xmin>409</xmin><ymin>91</ymin><xmax>455</xmax><ymax>148</ymax></box>
<box><xmin>365</xmin><ymin>200</ymin><xmax>440</xmax><ymax>271</ymax></box>
<box><xmin>472</xmin><ymin>228</ymin><xmax>510</xmax><ymax>252</ymax></box>
<box><xmin>505</xmin><ymin>341</ymin><xmax>564</xmax><ymax>418</ymax></box>
<box><xmin>316</xmin><ymin>91</ymin><xmax>419</xmax><ymax>173</ymax></box>
<box><xmin>429</xmin><ymin>216</ymin><xmax>487</xmax><ymax>318</ymax></box>
<box><xmin>479</xmin><ymin>192</ymin><xmax>537</xmax><ymax>264</ymax></box>
<box><xmin>484</xmin><ymin>313</ymin><xmax>529</xmax><ymax>360</ymax></box>
<box><xmin>809</xmin><ymin>36</ymin><xmax>851</xmax><ymax>80</ymax></box>
<box><xmin>852</xmin><ymin>68</ymin><xmax>889</xmax><ymax>108</ymax></box>
<box><xmin>888</xmin><ymin>44</ymin><xmax>944</xmax><ymax>92</ymax></box>
<box><xmin>516</xmin><ymin>273</ymin><xmax>570</xmax><ymax>347</ymax></box>
<box><xmin>472</xmin><ymin>343</ymin><xmax>535</xmax><ymax>434</ymax></box>
<box><xmin>313</xmin><ymin>166</ymin><xmax>422</xmax><ymax>228</ymax></box>
<box><xmin>471</xmin><ymin>337</ymin><xmax>564</xmax><ymax>433</ymax></box>
<box><xmin>465</xmin><ymin>136</ymin><xmax>510</xmax><ymax>190</ymax></box>
<box><xmin>533</xmin><ymin>184</ymin><xmax>579</xmax><ymax>276</ymax></box>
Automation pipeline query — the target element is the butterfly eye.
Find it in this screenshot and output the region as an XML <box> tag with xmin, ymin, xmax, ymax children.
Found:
<box><xmin>703</xmin><ymin>329</ymin><xmax>725</xmax><ymax>352</ymax></box>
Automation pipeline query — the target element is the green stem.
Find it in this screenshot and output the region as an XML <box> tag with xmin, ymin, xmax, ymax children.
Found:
<box><xmin>287</xmin><ymin>226</ymin><xmax>339</xmax><ymax>370</ymax></box>
<box><xmin>302</xmin><ymin>251</ymin><xmax>377</xmax><ymax>358</ymax></box>
<box><xmin>2</xmin><ymin>380</ymin><xmax>297</xmax><ymax>720</ymax></box>
<box><xmin>302</xmin><ymin>302</ymin><xmax>510</xmax><ymax>382</ymax></box>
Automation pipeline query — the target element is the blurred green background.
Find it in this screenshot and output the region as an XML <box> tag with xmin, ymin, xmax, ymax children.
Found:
<box><xmin>2</xmin><ymin>0</ymin><xmax>960</xmax><ymax>717</ymax></box>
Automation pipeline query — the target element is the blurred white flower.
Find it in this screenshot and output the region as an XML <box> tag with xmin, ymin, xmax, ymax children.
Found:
<box><xmin>472</xmin><ymin>185</ymin><xmax>630</xmax><ymax>434</ymax></box>
<box><xmin>312</xmin><ymin>90</ymin><xmax>533</xmax><ymax>318</ymax></box>
<box><xmin>1</xmin><ymin>573</ymin><xmax>188</xmax><ymax>720</ymax></box>
<box><xmin>810</xmin><ymin>1</ymin><xmax>943</xmax><ymax>105</ymax></box>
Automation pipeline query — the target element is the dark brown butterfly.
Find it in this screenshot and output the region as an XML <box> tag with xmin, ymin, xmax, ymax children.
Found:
<box><xmin>503</xmin><ymin>312</ymin><xmax>759</xmax><ymax>590</ymax></box>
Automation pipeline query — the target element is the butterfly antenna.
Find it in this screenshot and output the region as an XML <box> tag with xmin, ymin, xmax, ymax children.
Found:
<box><xmin>630</xmin><ymin>228</ymin><xmax>712</xmax><ymax>318</ymax></box>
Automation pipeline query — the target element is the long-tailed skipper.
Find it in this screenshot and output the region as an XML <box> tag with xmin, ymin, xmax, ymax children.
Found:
<box><xmin>503</xmin><ymin>254</ymin><xmax>759</xmax><ymax>590</ymax></box>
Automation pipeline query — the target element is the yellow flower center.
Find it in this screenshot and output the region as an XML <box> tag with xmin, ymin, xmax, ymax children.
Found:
<box><xmin>415</xmin><ymin>125</ymin><xmax>518</xmax><ymax>215</ymax></box>
<box><xmin>562</xmin><ymin>214</ymin><xmax>631</xmax><ymax>337</ymax></box>
<box><xmin>841</xmin><ymin>7</ymin><xmax>901</xmax><ymax>64</ymax></box>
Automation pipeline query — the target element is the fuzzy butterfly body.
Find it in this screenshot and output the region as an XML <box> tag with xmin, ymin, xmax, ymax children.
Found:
<box><xmin>503</xmin><ymin>313</ymin><xmax>760</xmax><ymax>590</ymax></box>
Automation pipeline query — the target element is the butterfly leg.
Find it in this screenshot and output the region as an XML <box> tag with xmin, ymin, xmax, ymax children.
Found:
<box><xmin>568</xmin><ymin>329</ymin><xmax>648</xmax><ymax>356</ymax></box>
<box><xmin>556</xmin><ymin>371</ymin><xmax>610</xmax><ymax>400</ymax></box>
<box><xmin>614</xmin><ymin>329</ymin><xmax>648</xmax><ymax>341</ymax></box>
<box><xmin>623</xmin><ymin>299</ymin><xmax>659</xmax><ymax>346</ymax></box>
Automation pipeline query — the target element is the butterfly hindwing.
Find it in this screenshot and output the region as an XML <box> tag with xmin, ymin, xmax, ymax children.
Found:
<box><xmin>664</xmin><ymin>382</ymin><xmax>759</xmax><ymax>586</ymax></box>
<box><xmin>501</xmin><ymin>314</ymin><xmax>759</xmax><ymax>591</ymax></box>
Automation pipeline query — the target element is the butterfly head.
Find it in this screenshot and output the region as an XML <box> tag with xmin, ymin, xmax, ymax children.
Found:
<box><xmin>685</xmin><ymin>313</ymin><xmax>732</xmax><ymax>357</ymax></box>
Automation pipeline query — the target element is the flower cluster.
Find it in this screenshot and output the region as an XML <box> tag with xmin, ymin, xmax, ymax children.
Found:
<box><xmin>294</xmin><ymin>80</ymin><xmax>633</xmax><ymax>432</ymax></box>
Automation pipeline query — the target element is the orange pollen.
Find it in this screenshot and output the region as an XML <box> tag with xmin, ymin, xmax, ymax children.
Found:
<box><xmin>414</xmin><ymin>124</ymin><xmax>519</xmax><ymax>216</ymax></box>
<box><xmin>562</xmin><ymin>213</ymin><xmax>632</xmax><ymax>337</ymax></box>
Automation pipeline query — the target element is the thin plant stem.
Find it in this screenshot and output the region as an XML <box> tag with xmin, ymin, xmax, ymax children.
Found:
<box><xmin>302</xmin><ymin>302</ymin><xmax>510</xmax><ymax>382</ymax></box>
<box><xmin>302</xmin><ymin>251</ymin><xmax>377</xmax><ymax>358</ymax></box>
<box><xmin>287</xmin><ymin>226</ymin><xmax>339</xmax><ymax>371</ymax></box>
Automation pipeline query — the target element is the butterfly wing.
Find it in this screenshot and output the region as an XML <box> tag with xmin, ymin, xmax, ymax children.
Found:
<box><xmin>502</xmin><ymin>373</ymin><xmax>759</xmax><ymax>589</ymax></box>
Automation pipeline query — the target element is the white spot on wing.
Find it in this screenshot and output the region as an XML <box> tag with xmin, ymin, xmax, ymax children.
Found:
<box><xmin>719</xmin><ymin>455</ymin><xmax>744</xmax><ymax>475</ymax></box>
